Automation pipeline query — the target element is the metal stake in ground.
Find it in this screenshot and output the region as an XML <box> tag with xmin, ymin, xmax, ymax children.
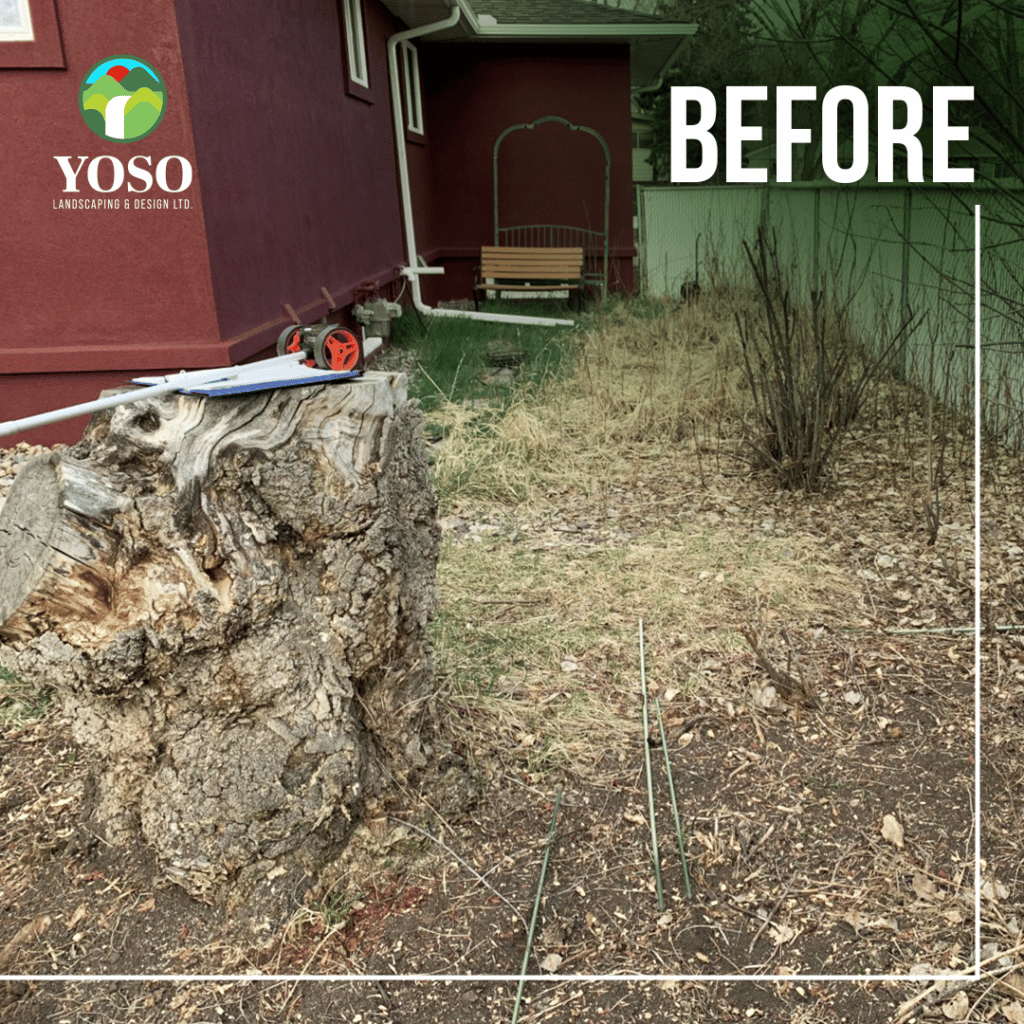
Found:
<box><xmin>511</xmin><ymin>787</ymin><xmax>563</xmax><ymax>1024</ymax></box>
<box><xmin>655</xmin><ymin>697</ymin><xmax>693</xmax><ymax>900</ymax></box>
<box><xmin>639</xmin><ymin>619</ymin><xmax>665</xmax><ymax>911</ymax></box>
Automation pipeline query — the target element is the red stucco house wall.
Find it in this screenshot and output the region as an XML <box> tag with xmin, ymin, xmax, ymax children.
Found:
<box><xmin>171</xmin><ymin>0</ymin><xmax>409</xmax><ymax>360</ymax></box>
<box><xmin>2</xmin><ymin>0</ymin><xmax>221</xmax><ymax>444</ymax></box>
<box><xmin>417</xmin><ymin>43</ymin><xmax>636</xmax><ymax>303</ymax></box>
<box><xmin>1</xmin><ymin>0</ymin><xmax>638</xmax><ymax>446</ymax></box>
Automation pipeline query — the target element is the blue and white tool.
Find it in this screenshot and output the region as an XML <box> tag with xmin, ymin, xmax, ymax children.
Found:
<box><xmin>131</xmin><ymin>358</ymin><xmax>360</xmax><ymax>397</ymax></box>
<box><xmin>0</xmin><ymin>328</ymin><xmax>384</xmax><ymax>440</ymax></box>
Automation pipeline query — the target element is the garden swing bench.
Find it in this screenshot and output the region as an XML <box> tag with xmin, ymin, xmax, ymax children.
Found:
<box><xmin>474</xmin><ymin>115</ymin><xmax>610</xmax><ymax>310</ymax></box>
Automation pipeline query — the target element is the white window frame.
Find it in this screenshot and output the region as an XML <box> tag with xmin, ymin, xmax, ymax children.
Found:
<box><xmin>0</xmin><ymin>0</ymin><xmax>35</xmax><ymax>42</ymax></box>
<box><xmin>341</xmin><ymin>0</ymin><xmax>368</xmax><ymax>88</ymax></box>
<box><xmin>400</xmin><ymin>40</ymin><xmax>423</xmax><ymax>135</ymax></box>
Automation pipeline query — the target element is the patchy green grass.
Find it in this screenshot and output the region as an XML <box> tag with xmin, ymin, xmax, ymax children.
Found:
<box><xmin>388</xmin><ymin>298</ymin><xmax>581</xmax><ymax>410</ymax></box>
<box><xmin>0</xmin><ymin>664</ymin><xmax>51</xmax><ymax>731</ymax></box>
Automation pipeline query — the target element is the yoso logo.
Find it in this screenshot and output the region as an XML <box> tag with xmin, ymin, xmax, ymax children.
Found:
<box><xmin>79</xmin><ymin>56</ymin><xmax>166</xmax><ymax>143</ymax></box>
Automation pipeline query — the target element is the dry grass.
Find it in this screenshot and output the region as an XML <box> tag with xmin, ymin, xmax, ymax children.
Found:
<box><xmin>424</xmin><ymin>284</ymin><xmax>881</xmax><ymax>784</ymax></box>
<box><xmin>432</xmin><ymin>522</ymin><xmax>855</xmax><ymax>781</ymax></box>
<box><xmin>427</xmin><ymin>287</ymin><xmax>762</xmax><ymax>510</ymax></box>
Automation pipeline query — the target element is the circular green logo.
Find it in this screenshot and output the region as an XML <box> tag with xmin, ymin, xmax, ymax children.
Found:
<box><xmin>79</xmin><ymin>56</ymin><xmax>166</xmax><ymax>143</ymax></box>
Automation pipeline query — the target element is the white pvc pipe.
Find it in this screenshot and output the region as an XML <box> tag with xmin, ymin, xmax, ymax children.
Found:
<box><xmin>387</xmin><ymin>9</ymin><xmax>575</xmax><ymax>330</ymax></box>
<box><xmin>0</xmin><ymin>352</ymin><xmax>309</xmax><ymax>440</ymax></box>
<box><xmin>398</xmin><ymin>268</ymin><xmax>575</xmax><ymax>327</ymax></box>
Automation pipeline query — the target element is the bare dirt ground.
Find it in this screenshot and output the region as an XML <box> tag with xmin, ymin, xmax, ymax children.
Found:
<box><xmin>1</xmin><ymin>294</ymin><xmax>1021</xmax><ymax>1023</ymax></box>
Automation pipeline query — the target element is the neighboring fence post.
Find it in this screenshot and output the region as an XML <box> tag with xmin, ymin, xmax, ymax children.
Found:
<box><xmin>634</xmin><ymin>183</ymin><xmax>647</xmax><ymax>297</ymax></box>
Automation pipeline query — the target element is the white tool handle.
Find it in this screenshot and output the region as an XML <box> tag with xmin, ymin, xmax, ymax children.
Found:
<box><xmin>0</xmin><ymin>352</ymin><xmax>309</xmax><ymax>440</ymax></box>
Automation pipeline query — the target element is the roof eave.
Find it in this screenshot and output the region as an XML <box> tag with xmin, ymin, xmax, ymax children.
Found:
<box><xmin>461</xmin><ymin>27</ymin><xmax>697</xmax><ymax>89</ymax></box>
<box><xmin>634</xmin><ymin>36</ymin><xmax>690</xmax><ymax>91</ymax></box>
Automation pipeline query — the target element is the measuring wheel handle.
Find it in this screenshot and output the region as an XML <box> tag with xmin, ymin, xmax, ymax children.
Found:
<box><xmin>276</xmin><ymin>325</ymin><xmax>316</xmax><ymax>367</ymax></box>
<box><xmin>313</xmin><ymin>326</ymin><xmax>362</xmax><ymax>372</ymax></box>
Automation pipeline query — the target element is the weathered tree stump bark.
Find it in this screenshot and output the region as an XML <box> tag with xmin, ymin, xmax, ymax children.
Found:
<box><xmin>0</xmin><ymin>372</ymin><xmax>444</xmax><ymax>903</ymax></box>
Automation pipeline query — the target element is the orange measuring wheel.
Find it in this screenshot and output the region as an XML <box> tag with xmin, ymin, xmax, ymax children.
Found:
<box><xmin>313</xmin><ymin>326</ymin><xmax>361</xmax><ymax>372</ymax></box>
<box><xmin>276</xmin><ymin>325</ymin><xmax>315</xmax><ymax>367</ymax></box>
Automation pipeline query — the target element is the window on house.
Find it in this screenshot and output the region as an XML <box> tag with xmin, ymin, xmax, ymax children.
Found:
<box><xmin>0</xmin><ymin>0</ymin><xmax>63</xmax><ymax>66</ymax></box>
<box><xmin>401</xmin><ymin>40</ymin><xmax>423</xmax><ymax>134</ymax></box>
<box><xmin>0</xmin><ymin>0</ymin><xmax>35</xmax><ymax>42</ymax></box>
<box><xmin>341</xmin><ymin>0</ymin><xmax>368</xmax><ymax>88</ymax></box>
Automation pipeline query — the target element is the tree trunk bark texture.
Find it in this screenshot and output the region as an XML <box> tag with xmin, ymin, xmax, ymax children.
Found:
<box><xmin>0</xmin><ymin>372</ymin><xmax>442</xmax><ymax>901</ymax></box>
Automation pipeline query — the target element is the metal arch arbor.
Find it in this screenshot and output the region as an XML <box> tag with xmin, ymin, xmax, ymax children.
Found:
<box><xmin>493</xmin><ymin>115</ymin><xmax>610</xmax><ymax>295</ymax></box>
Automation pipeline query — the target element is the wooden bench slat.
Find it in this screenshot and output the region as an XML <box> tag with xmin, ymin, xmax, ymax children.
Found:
<box><xmin>481</xmin><ymin>265</ymin><xmax>583</xmax><ymax>277</ymax></box>
<box><xmin>479</xmin><ymin>278</ymin><xmax>580</xmax><ymax>285</ymax></box>
<box><xmin>482</xmin><ymin>250</ymin><xmax>581</xmax><ymax>258</ymax></box>
<box><xmin>481</xmin><ymin>283</ymin><xmax>580</xmax><ymax>291</ymax></box>
<box><xmin>482</xmin><ymin>256</ymin><xmax>582</xmax><ymax>267</ymax></box>
<box><xmin>481</xmin><ymin>247</ymin><xmax>583</xmax><ymax>256</ymax></box>
<box><xmin>474</xmin><ymin>245</ymin><xmax>585</xmax><ymax>307</ymax></box>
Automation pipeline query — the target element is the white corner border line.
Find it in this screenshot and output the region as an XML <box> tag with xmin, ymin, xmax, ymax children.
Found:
<box><xmin>1</xmin><ymin>207</ymin><xmax>987</xmax><ymax>990</ymax></box>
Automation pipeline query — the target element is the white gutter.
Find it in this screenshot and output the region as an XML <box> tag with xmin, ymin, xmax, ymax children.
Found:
<box><xmin>452</xmin><ymin>1</ymin><xmax>697</xmax><ymax>40</ymax></box>
<box><xmin>388</xmin><ymin>4</ymin><xmax>574</xmax><ymax>327</ymax></box>
<box><xmin>462</xmin><ymin>24</ymin><xmax>698</xmax><ymax>38</ymax></box>
<box><xmin>454</xmin><ymin>0</ymin><xmax>696</xmax><ymax>90</ymax></box>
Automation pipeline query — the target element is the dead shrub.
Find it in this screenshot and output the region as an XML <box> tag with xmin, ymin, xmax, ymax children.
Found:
<box><xmin>735</xmin><ymin>229</ymin><xmax>912</xmax><ymax>491</ymax></box>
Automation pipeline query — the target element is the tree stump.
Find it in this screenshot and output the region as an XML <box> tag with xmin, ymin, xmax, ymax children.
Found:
<box><xmin>0</xmin><ymin>372</ymin><xmax>444</xmax><ymax>902</ymax></box>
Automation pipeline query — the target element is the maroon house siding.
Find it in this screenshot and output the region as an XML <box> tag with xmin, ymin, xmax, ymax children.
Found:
<box><xmin>1</xmin><ymin>0</ymin><xmax>220</xmax><ymax>444</ymax></box>
<box><xmin>418</xmin><ymin>44</ymin><xmax>636</xmax><ymax>302</ymax></box>
<box><xmin>172</xmin><ymin>0</ymin><xmax>409</xmax><ymax>363</ymax></box>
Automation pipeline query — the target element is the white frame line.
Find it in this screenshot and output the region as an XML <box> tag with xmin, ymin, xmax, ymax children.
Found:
<box><xmin>3</xmin><ymin>210</ymin><xmax>984</xmax><ymax>989</ymax></box>
<box><xmin>401</xmin><ymin>40</ymin><xmax>423</xmax><ymax>134</ymax></box>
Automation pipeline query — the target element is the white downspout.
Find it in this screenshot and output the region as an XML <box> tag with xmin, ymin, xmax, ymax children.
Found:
<box><xmin>387</xmin><ymin>7</ymin><xmax>575</xmax><ymax>328</ymax></box>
